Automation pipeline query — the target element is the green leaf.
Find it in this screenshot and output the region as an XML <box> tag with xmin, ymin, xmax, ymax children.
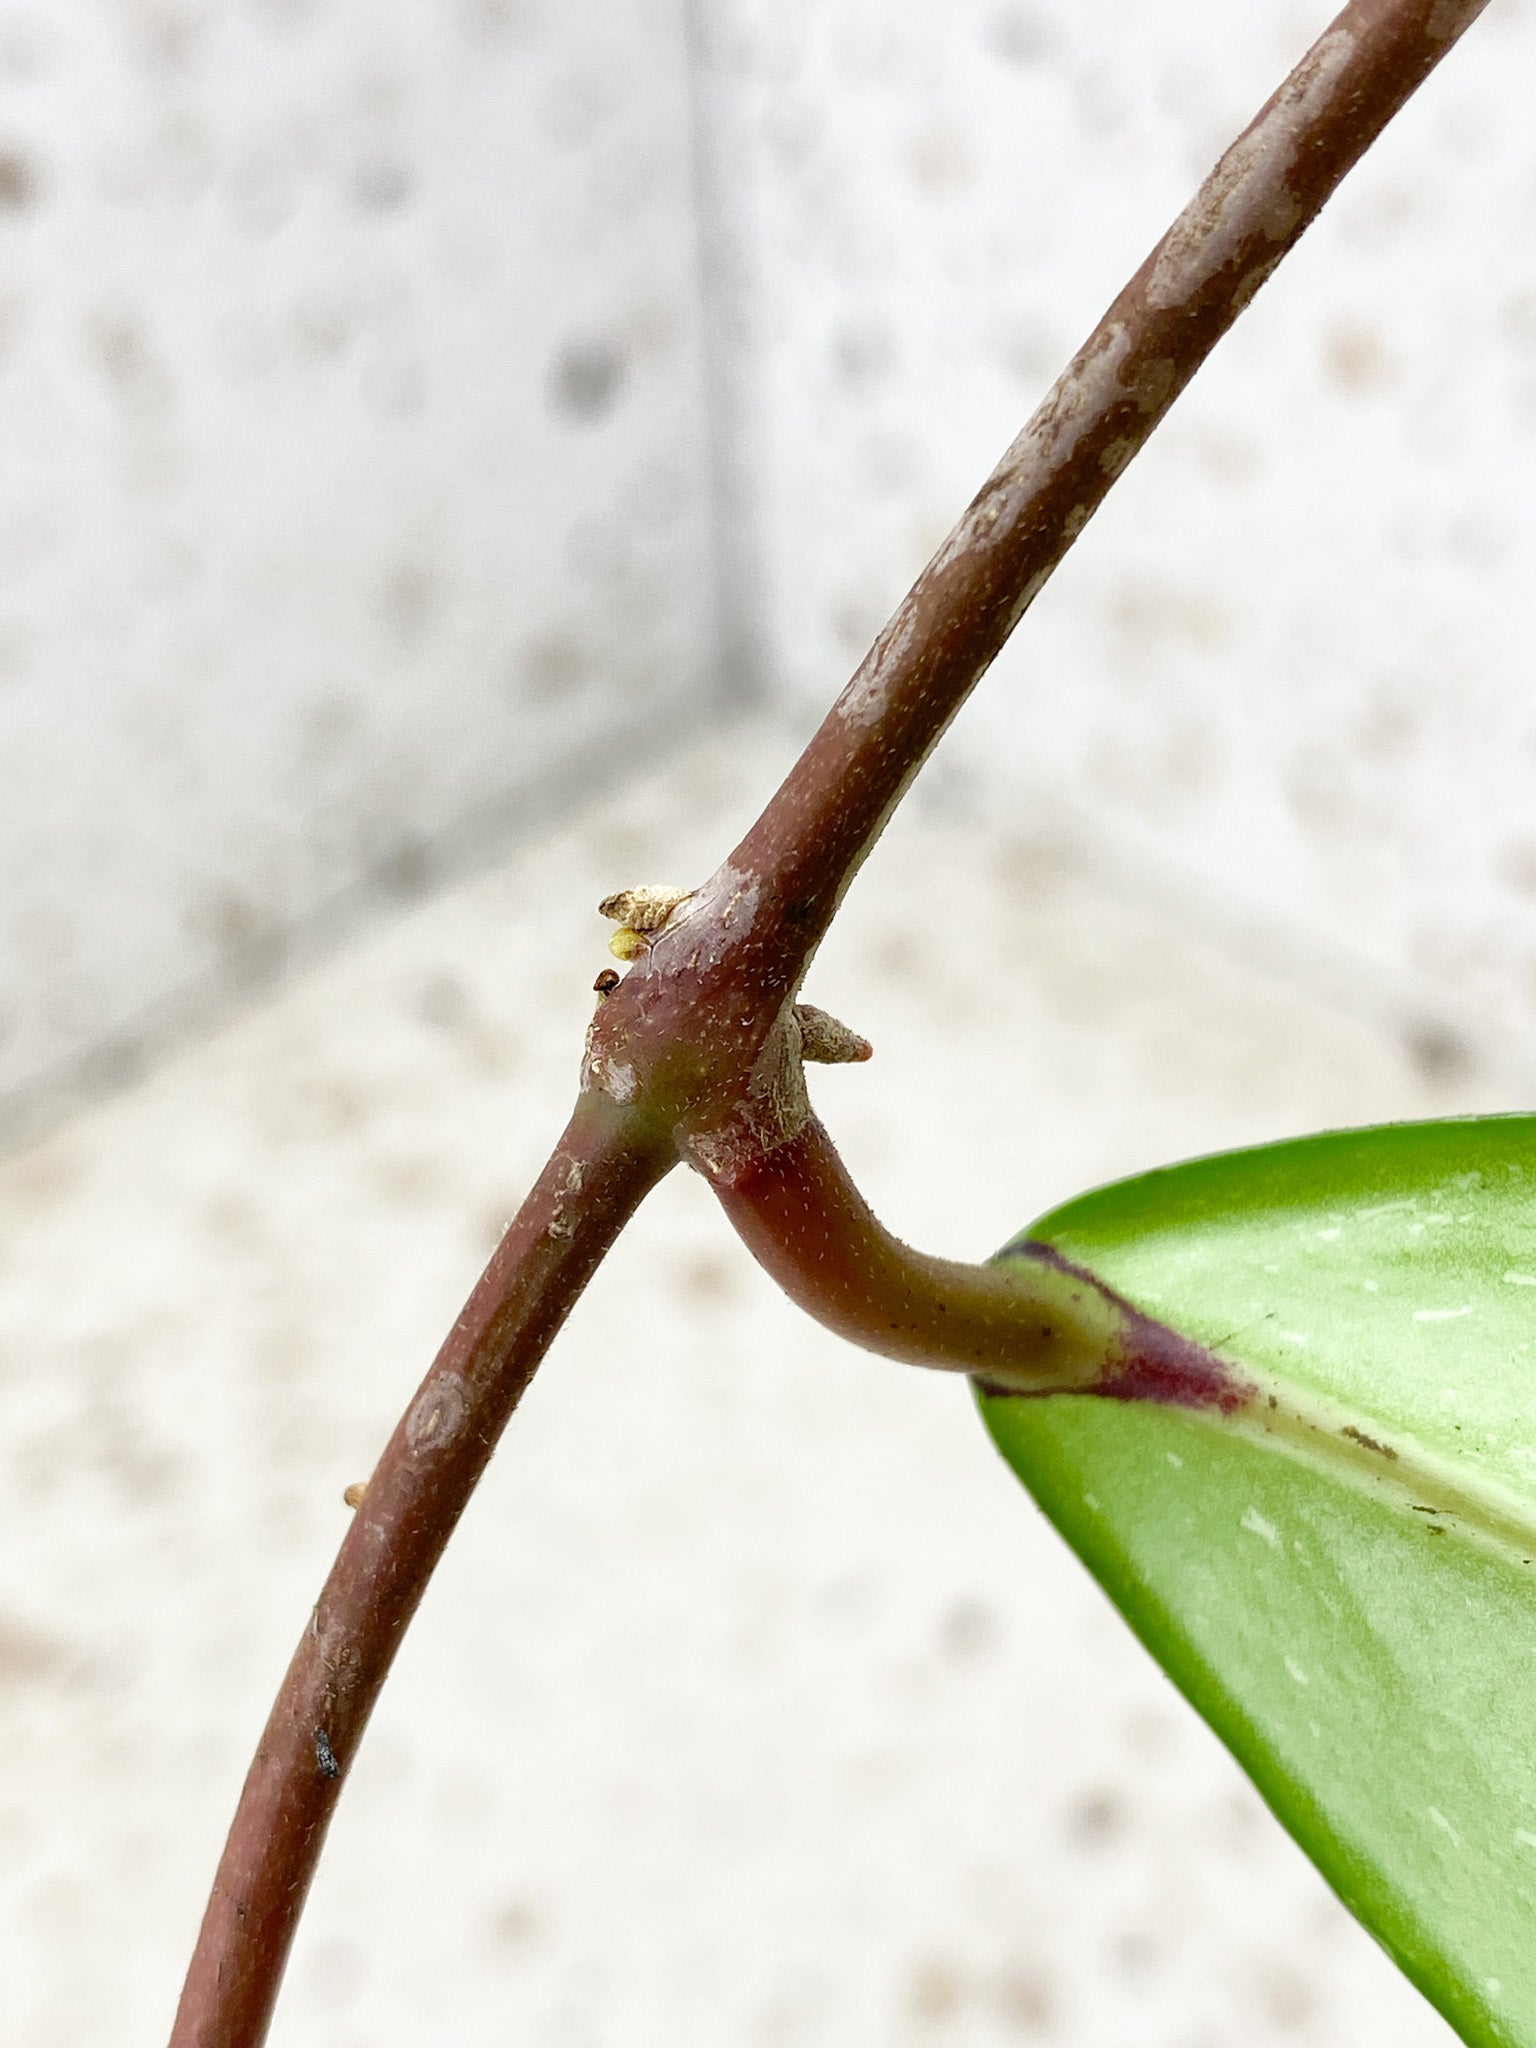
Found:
<box><xmin>978</xmin><ymin>1116</ymin><xmax>1536</xmax><ymax>2048</ymax></box>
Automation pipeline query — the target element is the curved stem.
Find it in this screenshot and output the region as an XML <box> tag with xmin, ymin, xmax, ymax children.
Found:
<box><xmin>169</xmin><ymin>1099</ymin><xmax>674</xmax><ymax>2048</ymax></box>
<box><xmin>589</xmin><ymin>0</ymin><xmax>1490</xmax><ymax>1180</ymax></box>
<box><xmin>714</xmin><ymin>1119</ymin><xmax>1248</xmax><ymax>1411</ymax></box>
<box><xmin>700</xmin><ymin>0</ymin><xmax>1489</xmax><ymax>996</ymax></box>
<box><xmin>170</xmin><ymin>3</ymin><xmax>1491</xmax><ymax>2038</ymax></box>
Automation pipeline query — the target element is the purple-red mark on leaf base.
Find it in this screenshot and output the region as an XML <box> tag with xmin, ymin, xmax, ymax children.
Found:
<box><xmin>988</xmin><ymin>1240</ymin><xmax>1256</xmax><ymax>1415</ymax></box>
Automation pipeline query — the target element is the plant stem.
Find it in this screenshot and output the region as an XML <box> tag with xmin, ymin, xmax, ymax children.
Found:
<box><xmin>590</xmin><ymin>0</ymin><xmax>1494</xmax><ymax>1179</ymax></box>
<box><xmin>170</xmin><ymin>2</ymin><xmax>1489</xmax><ymax>2038</ymax></box>
<box><xmin>715</xmin><ymin>1118</ymin><xmax>1252</xmax><ymax>1412</ymax></box>
<box><xmin>169</xmin><ymin>1099</ymin><xmax>673</xmax><ymax>2048</ymax></box>
<box><xmin>608</xmin><ymin>0</ymin><xmax>1489</xmax><ymax>1283</ymax></box>
<box><xmin>718</xmin><ymin>0</ymin><xmax>1492</xmax><ymax>988</ymax></box>
<box><xmin>714</xmin><ymin>1116</ymin><xmax>1117</xmax><ymax>1383</ymax></box>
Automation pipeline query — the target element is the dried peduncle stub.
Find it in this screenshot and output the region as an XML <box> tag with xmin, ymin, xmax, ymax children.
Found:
<box><xmin>794</xmin><ymin>1004</ymin><xmax>872</xmax><ymax>1065</ymax></box>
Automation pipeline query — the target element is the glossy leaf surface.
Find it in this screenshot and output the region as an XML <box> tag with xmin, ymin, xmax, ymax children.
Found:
<box><xmin>979</xmin><ymin>1117</ymin><xmax>1536</xmax><ymax>2048</ymax></box>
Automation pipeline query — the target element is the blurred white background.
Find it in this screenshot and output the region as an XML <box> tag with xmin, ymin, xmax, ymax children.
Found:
<box><xmin>0</xmin><ymin>0</ymin><xmax>718</xmax><ymax>1133</ymax></box>
<box><xmin>0</xmin><ymin>1</ymin><xmax>1530</xmax><ymax>2043</ymax></box>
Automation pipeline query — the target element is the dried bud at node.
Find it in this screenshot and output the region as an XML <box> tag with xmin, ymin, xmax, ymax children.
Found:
<box><xmin>593</xmin><ymin>967</ymin><xmax>621</xmax><ymax>996</ymax></box>
<box><xmin>795</xmin><ymin>1003</ymin><xmax>873</xmax><ymax>1064</ymax></box>
<box><xmin>608</xmin><ymin>927</ymin><xmax>647</xmax><ymax>962</ymax></box>
<box><xmin>597</xmin><ymin>886</ymin><xmax>691</xmax><ymax>933</ymax></box>
<box><xmin>343</xmin><ymin>1482</ymin><xmax>368</xmax><ymax>1510</ymax></box>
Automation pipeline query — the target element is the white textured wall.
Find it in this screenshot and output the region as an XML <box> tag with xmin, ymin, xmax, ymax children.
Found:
<box><xmin>0</xmin><ymin>0</ymin><xmax>717</xmax><ymax>1118</ymax></box>
<box><xmin>698</xmin><ymin>0</ymin><xmax>1536</xmax><ymax>1071</ymax></box>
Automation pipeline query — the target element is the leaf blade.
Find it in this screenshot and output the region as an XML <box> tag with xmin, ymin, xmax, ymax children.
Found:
<box><xmin>980</xmin><ymin>1116</ymin><xmax>1536</xmax><ymax>2048</ymax></box>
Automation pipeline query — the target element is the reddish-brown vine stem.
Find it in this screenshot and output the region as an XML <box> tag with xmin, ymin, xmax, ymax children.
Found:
<box><xmin>724</xmin><ymin>0</ymin><xmax>1493</xmax><ymax>982</ymax></box>
<box><xmin>583</xmin><ymin>0</ymin><xmax>1490</xmax><ymax>1192</ymax></box>
<box><xmin>170</xmin><ymin>1100</ymin><xmax>673</xmax><ymax>2047</ymax></box>
<box><xmin>171</xmin><ymin>3</ymin><xmax>1490</xmax><ymax>2041</ymax></box>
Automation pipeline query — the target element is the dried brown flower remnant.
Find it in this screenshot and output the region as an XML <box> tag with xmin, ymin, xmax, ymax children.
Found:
<box><xmin>597</xmin><ymin>886</ymin><xmax>691</xmax><ymax>931</ymax></box>
<box><xmin>600</xmin><ymin>886</ymin><xmax>693</xmax><ymax>963</ymax></box>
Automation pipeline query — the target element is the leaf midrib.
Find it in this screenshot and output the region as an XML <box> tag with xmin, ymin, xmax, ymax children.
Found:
<box><xmin>1222</xmin><ymin>1366</ymin><xmax>1536</xmax><ymax>1574</ymax></box>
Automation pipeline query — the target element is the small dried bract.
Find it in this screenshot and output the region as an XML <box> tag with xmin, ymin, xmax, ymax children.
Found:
<box><xmin>599</xmin><ymin>886</ymin><xmax>692</xmax><ymax>963</ymax></box>
<box><xmin>343</xmin><ymin>1482</ymin><xmax>368</xmax><ymax>1510</ymax></box>
<box><xmin>597</xmin><ymin>886</ymin><xmax>691</xmax><ymax>933</ymax></box>
<box><xmin>795</xmin><ymin>1003</ymin><xmax>873</xmax><ymax>1064</ymax></box>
